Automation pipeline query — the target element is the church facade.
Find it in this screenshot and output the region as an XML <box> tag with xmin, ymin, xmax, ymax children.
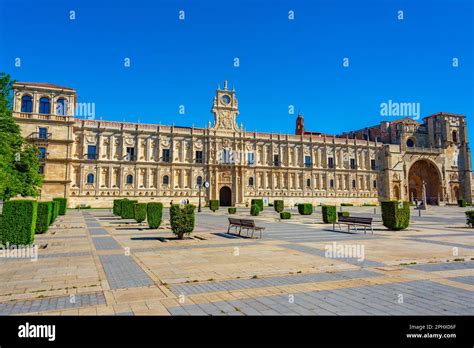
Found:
<box><xmin>12</xmin><ymin>81</ymin><xmax>473</xmax><ymax>208</ymax></box>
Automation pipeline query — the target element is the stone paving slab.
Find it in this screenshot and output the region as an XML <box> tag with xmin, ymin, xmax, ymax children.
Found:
<box><xmin>99</xmin><ymin>254</ymin><xmax>154</xmax><ymax>290</ymax></box>
<box><xmin>171</xmin><ymin>269</ymin><xmax>380</xmax><ymax>296</ymax></box>
<box><xmin>406</xmin><ymin>261</ymin><xmax>474</xmax><ymax>272</ymax></box>
<box><xmin>0</xmin><ymin>292</ymin><xmax>105</xmax><ymax>315</ymax></box>
<box><xmin>407</xmin><ymin>238</ymin><xmax>474</xmax><ymax>250</ymax></box>
<box><xmin>448</xmin><ymin>276</ymin><xmax>474</xmax><ymax>285</ymax></box>
<box><xmin>92</xmin><ymin>237</ymin><xmax>122</xmax><ymax>250</ymax></box>
<box><xmin>280</xmin><ymin>243</ymin><xmax>385</xmax><ymax>268</ymax></box>
<box><xmin>170</xmin><ymin>280</ymin><xmax>474</xmax><ymax>315</ymax></box>
<box><xmin>89</xmin><ymin>228</ymin><xmax>109</xmax><ymax>236</ymax></box>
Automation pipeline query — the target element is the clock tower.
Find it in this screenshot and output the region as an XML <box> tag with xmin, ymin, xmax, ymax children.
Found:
<box><xmin>211</xmin><ymin>80</ymin><xmax>240</xmax><ymax>131</ymax></box>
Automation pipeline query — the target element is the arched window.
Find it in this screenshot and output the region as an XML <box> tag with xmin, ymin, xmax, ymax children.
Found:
<box><xmin>56</xmin><ymin>98</ymin><xmax>67</xmax><ymax>115</ymax></box>
<box><xmin>196</xmin><ymin>176</ymin><xmax>203</xmax><ymax>186</ymax></box>
<box><xmin>248</xmin><ymin>177</ymin><xmax>254</xmax><ymax>186</ymax></box>
<box><xmin>162</xmin><ymin>175</ymin><xmax>169</xmax><ymax>185</ymax></box>
<box><xmin>126</xmin><ymin>175</ymin><xmax>133</xmax><ymax>184</ymax></box>
<box><xmin>406</xmin><ymin>138</ymin><xmax>415</xmax><ymax>147</ymax></box>
<box><xmin>86</xmin><ymin>173</ymin><xmax>94</xmax><ymax>184</ymax></box>
<box><xmin>39</xmin><ymin>97</ymin><xmax>51</xmax><ymax>114</ymax></box>
<box><xmin>352</xmin><ymin>180</ymin><xmax>356</xmax><ymax>188</ymax></box>
<box><xmin>306</xmin><ymin>178</ymin><xmax>311</xmax><ymax>187</ymax></box>
<box><xmin>21</xmin><ymin>95</ymin><xmax>33</xmax><ymax>112</ymax></box>
<box><xmin>452</xmin><ymin>130</ymin><xmax>458</xmax><ymax>143</ymax></box>
<box><xmin>373</xmin><ymin>180</ymin><xmax>377</xmax><ymax>189</ymax></box>
<box><xmin>330</xmin><ymin>179</ymin><xmax>334</xmax><ymax>188</ymax></box>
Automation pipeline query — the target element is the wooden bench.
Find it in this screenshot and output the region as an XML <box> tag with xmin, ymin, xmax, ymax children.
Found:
<box><xmin>334</xmin><ymin>216</ymin><xmax>373</xmax><ymax>234</ymax></box>
<box><xmin>227</xmin><ymin>218</ymin><xmax>265</xmax><ymax>239</ymax></box>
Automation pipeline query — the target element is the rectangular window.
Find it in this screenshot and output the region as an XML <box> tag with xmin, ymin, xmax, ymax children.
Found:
<box><xmin>304</xmin><ymin>156</ymin><xmax>311</xmax><ymax>168</ymax></box>
<box><xmin>247</xmin><ymin>152</ymin><xmax>255</xmax><ymax>165</ymax></box>
<box><xmin>222</xmin><ymin>149</ymin><xmax>230</xmax><ymax>164</ymax></box>
<box><xmin>350</xmin><ymin>158</ymin><xmax>356</xmax><ymax>169</ymax></box>
<box><xmin>126</xmin><ymin>147</ymin><xmax>135</xmax><ymax>161</ymax></box>
<box><xmin>273</xmin><ymin>154</ymin><xmax>280</xmax><ymax>166</ymax></box>
<box><xmin>371</xmin><ymin>159</ymin><xmax>376</xmax><ymax>170</ymax></box>
<box><xmin>87</xmin><ymin>145</ymin><xmax>97</xmax><ymax>160</ymax></box>
<box><xmin>38</xmin><ymin>127</ymin><xmax>48</xmax><ymax>139</ymax></box>
<box><xmin>352</xmin><ymin>179</ymin><xmax>356</xmax><ymax>188</ymax></box>
<box><xmin>328</xmin><ymin>157</ymin><xmax>334</xmax><ymax>169</ymax></box>
<box><xmin>373</xmin><ymin>180</ymin><xmax>377</xmax><ymax>188</ymax></box>
<box><xmin>195</xmin><ymin>151</ymin><xmax>203</xmax><ymax>164</ymax></box>
<box><xmin>162</xmin><ymin>149</ymin><xmax>170</xmax><ymax>162</ymax></box>
<box><xmin>38</xmin><ymin>147</ymin><xmax>47</xmax><ymax>159</ymax></box>
<box><xmin>38</xmin><ymin>165</ymin><xmax>44</xmax><ymax>175</ymax></box>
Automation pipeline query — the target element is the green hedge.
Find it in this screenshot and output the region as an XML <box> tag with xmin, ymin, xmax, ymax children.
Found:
<box><xmin>250</xmin><ymin>204</ymin><xmax>260</xmax><ymax>216</ymax></box>
<box><xmin>280</xmin><ymin>212</ymin><xmax>291</xmax><ymax>219</ymax></box>
<box><xmin>147</xmin><ymin>202</ymin><xmax>163</xmax><ymax>229</ymax></box>
<box><xmin>1</xmin><ymin>200</ymin><xmax>38</xmax><ymax>245</ymax></box>
<box><xmin>209</xmin><ymin>200</ymin><xmax>219</xmax><ymax>212</ymax></box>
<box><xmin>121</xmin><ymin>200</ymin><xmax>138</xmax><ymax>219</ymax></box>
<box><xmin>381</xmin><ymin>201</ymin><xmax>410</xmax><ymax>230</ymax></box>
<box><xmin>36</xmin><ymin>202</ymin><xmax>52</xmax><ymax>234</ymax></box>
<box><xmin>251</xmin><ymin>199</ymin><xmax>264</xmax><ymax>211</ymax></box>
<box><xmin>228</xmin><ymin>207</ymin><xmax>237</xmax><ymax>214</ymax></box>
<box><xmin>458</xmin><ymin>199</ymin><xmax>467</xmax><ymax>207</ymax></box>
<box><xmin>466</xmin><ymin>210</ymin><xmax>474</xmax><ymax>227</ymax></box>
<box><xmin>50</xmin><ymin>200</ymin><xmax>60</xmax><ymax>224</ymax></box>
<box><xmin>322</xmin><ymin>205</ymin><xmax>337</xmax><ymax>223</ymax></box>
<box><xmin>298</xmin><ymin>203</ymin><xmax>313</xmax><ymax>215</ymax></box>
<box><xmin>170</xmin><ymin>204</ymin><xmax>195</xmax><ymax>239</ymax></box>
<box><xmin>0</xmin><ymin>214</ymin><xmax>2</xmax><ymax>243</ymax></box>
<box><xmin>337</xmin><ymin>211</ymin><xmax>350</xmax><ymax>218</ymax></box>
<box><xmin>113</xmin><ymin>199</ymin><xmax>124</xmax><ymax>216</ymax></box>
<box><xmin>134</xmin><ymin>203</ymin><xmax>147</xmax><ymax>223</ymax></box>
<box><xmin>274</xmin><ymin>200</ymin><xmax>284</xmax><ymax>213</ymax></box>
<box><xmin>53</xmin><ymin>198</ymin><xmax>67</xmax><ymax>215</ymax></box>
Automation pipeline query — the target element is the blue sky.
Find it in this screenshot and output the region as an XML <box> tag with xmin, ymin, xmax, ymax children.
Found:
<box><xmin>1</xmin><ymin>0</ymin><xmax>473</xmax><ymax>137</ymax></box>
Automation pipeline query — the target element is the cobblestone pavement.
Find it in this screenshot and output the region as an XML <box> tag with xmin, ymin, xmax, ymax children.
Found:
<box><xmin>0</xmin><ymin>206</ymin><xmax>473</xmax><ymax>315</ymax></box>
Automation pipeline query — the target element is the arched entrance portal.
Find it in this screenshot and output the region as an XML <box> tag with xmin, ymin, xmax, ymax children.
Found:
<box><xmin>408</xmin><ymin>160</ymin><xmax>442</xmax><ymax>205</ymax></box>
<box><xmin>219</xmin><ymin>186</ymin><xmax>232</xmax><ymax>206</ymax></box>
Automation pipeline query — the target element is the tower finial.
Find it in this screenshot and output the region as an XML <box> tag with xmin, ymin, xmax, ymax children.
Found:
<box><xmin>224</xmin><ymin>80</ymin><xmax>228</xmax><ymax>91</ymax></box>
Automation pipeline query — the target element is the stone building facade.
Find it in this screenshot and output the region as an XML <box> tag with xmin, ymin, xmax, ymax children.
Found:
<box><xmin>12</xmin><ymin>81</ymin><xmax>473</xmax><ymax>208</ymax></box>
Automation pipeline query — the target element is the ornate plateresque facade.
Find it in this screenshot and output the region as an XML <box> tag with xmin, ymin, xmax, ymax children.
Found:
<box><xmin>12</xmin><ymin>81</ymin><xmax>473</xmax><ymax>208</ymax></box>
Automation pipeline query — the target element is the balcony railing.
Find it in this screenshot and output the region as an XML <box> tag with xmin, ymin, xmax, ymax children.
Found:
<box><xmin>405</xmin><ymin>146</ymin><xmax>443</xmax><ymax>154</ymax></box>
<box><xmin>28</xmin><ymin>132</ymin><xmax>52</xmax><ymax>140</ymax></box>
<box><xmin>125</xmin><ymin>155</ymin><xmax>137</xmax><ymax>161</ymax></box>
<box><xmin>85</xmin><ymin>153</ymin><xmax>98</xmax><ymax>160</ymax></box>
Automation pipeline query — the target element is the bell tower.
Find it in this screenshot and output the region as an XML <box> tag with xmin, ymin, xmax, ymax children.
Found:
<box><xmin>211</xmin><ymin>80</ymin><xmax>240</xmax><ymax>131</ymax></box>
<box><xmin>296</xmin><ymin>112</ymin><xmax>304</xmax><ymax>135</ymax></box>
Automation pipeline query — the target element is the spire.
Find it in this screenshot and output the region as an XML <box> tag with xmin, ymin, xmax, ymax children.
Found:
<box><xmin>224</xmin><ymin>80</ymin><xmax>228</xmax><ymax>91</ymax></box>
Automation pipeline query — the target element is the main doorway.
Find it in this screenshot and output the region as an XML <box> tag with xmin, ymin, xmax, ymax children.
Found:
<box><xmin>219</xmin><ymin>186</ymin><xmax>232</xmax><ymax>206</ymax></box>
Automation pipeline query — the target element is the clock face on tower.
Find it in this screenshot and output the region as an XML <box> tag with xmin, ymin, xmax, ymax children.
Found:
<box><xmin>221</xmin><ymin>95</ymin><xmax>231</xmax><ymax>105</ymax></box>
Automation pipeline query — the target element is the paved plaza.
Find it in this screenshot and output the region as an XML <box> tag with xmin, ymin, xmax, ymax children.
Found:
<box><xmin>0</xmin><ymin>206</ymin><xmax>473</xmax><ymax>315</ymax></box>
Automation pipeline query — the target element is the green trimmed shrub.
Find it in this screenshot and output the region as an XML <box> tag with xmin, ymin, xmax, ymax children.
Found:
<box><xmin>322</xmin><ymin>205</ymin><xmax>337</xmax><ymax>223</ymax></box>
<box><xmin>251</xmin><ymin>199</ymin><xmax>264</xmax><ymax>211</ymax></box>
<box><xmin>121</xmin><ymin>200</ymin><xmax>138</xmax><ymax>219</ymax></box>
<box><xmin>147</xmin><ymin>203</ymin><xmax>163</xmax><ymax>229</ymax></box>
<box><xmin>337</xmin><ymin>211</ymin><xmax>350</xmax><ymax>219</ymax></box>
<box><xmin>1</xmin><ymin>200</ymin><xmax>38</xmax><ymax>245</ymax></box>
<box><xmin>298</xmin><ymin>203</ymin><xmax>313</xmax><ymax>215</ymax></box>
<box><xmin>381</xmin><ymin>201</ymin><xmax>410</xmax><ymax>230</ymax></box>
<box><xmin>113</xmin><ymin>199</ymin><xmax>123</xmax><ymax>216</ymax></box>
<box><xmin>274</xmin><ymin>200</ymin><xmax>284</xmax><ymax>213</ymax></box>
<box><xmin>466</xmin><ymin>210</ymin><xmax>474</xmax><ymax>227</ymax></box>
<box><xmin>341</xmin><ymin>203</ymin><xmax>353</xmax><ymax>206</ymax></box>
<box><xmin>36</xmin><ymin>202</ymin><xmax>52</xmax><ymax>234</ymax></box>
<box><xmin>250</xmin><ymin>204</ymin><xmax>260</xmax><ymax>216</ymax></box>
<box><xmin>458</xmin><ymin>199</ymin><xmax>466</xmax><ymax>207</ymax></box>
<box><xmin>280</xmin><ymin>212</ymin><xmax>291</xmax><ymax>219</ymax></box>
<box><xmin>53</xmin><ymin>198</ymin><xmax>67</xmax><ymax>215</ymax></box>
<box><xmin>0</xmin><ymin>214</ymin><xmax>2</xmax><ymax>243</ymax></box>
<box><xmin>50</xmin><ymin>200</ymin><xmax>59</xmax><ymax>224</ymax></box>
<box><xmin>134</xmin><ymin>203</ymin><xmax>147</xmax><ymax>223</ymax></box>
<box><xmin>209</xmin><ymin>200</ymin><xmax>219</xmax><ymax>212</ymax></box>
<box><xmin>170</xmin><ymin>204</ymin><xmax>195</xmax><ymax>239</ymax></box>
<box><xmin>228</xmin><ymin>207</ymin><xmax>237</xmax><ymax>214</ymax></box>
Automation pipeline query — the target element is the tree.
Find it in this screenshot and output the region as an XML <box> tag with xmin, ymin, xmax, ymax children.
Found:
<box><xmin>0</xmin><ymin>73</ymin><xmax>43</xmax><ymax>200</ymax></box>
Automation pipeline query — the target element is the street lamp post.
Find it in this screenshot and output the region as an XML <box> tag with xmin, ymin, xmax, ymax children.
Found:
<box><xmin>198</xmin><ymin>181</ymin><xmax>210</xmax><ymax>213</ymax></box>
